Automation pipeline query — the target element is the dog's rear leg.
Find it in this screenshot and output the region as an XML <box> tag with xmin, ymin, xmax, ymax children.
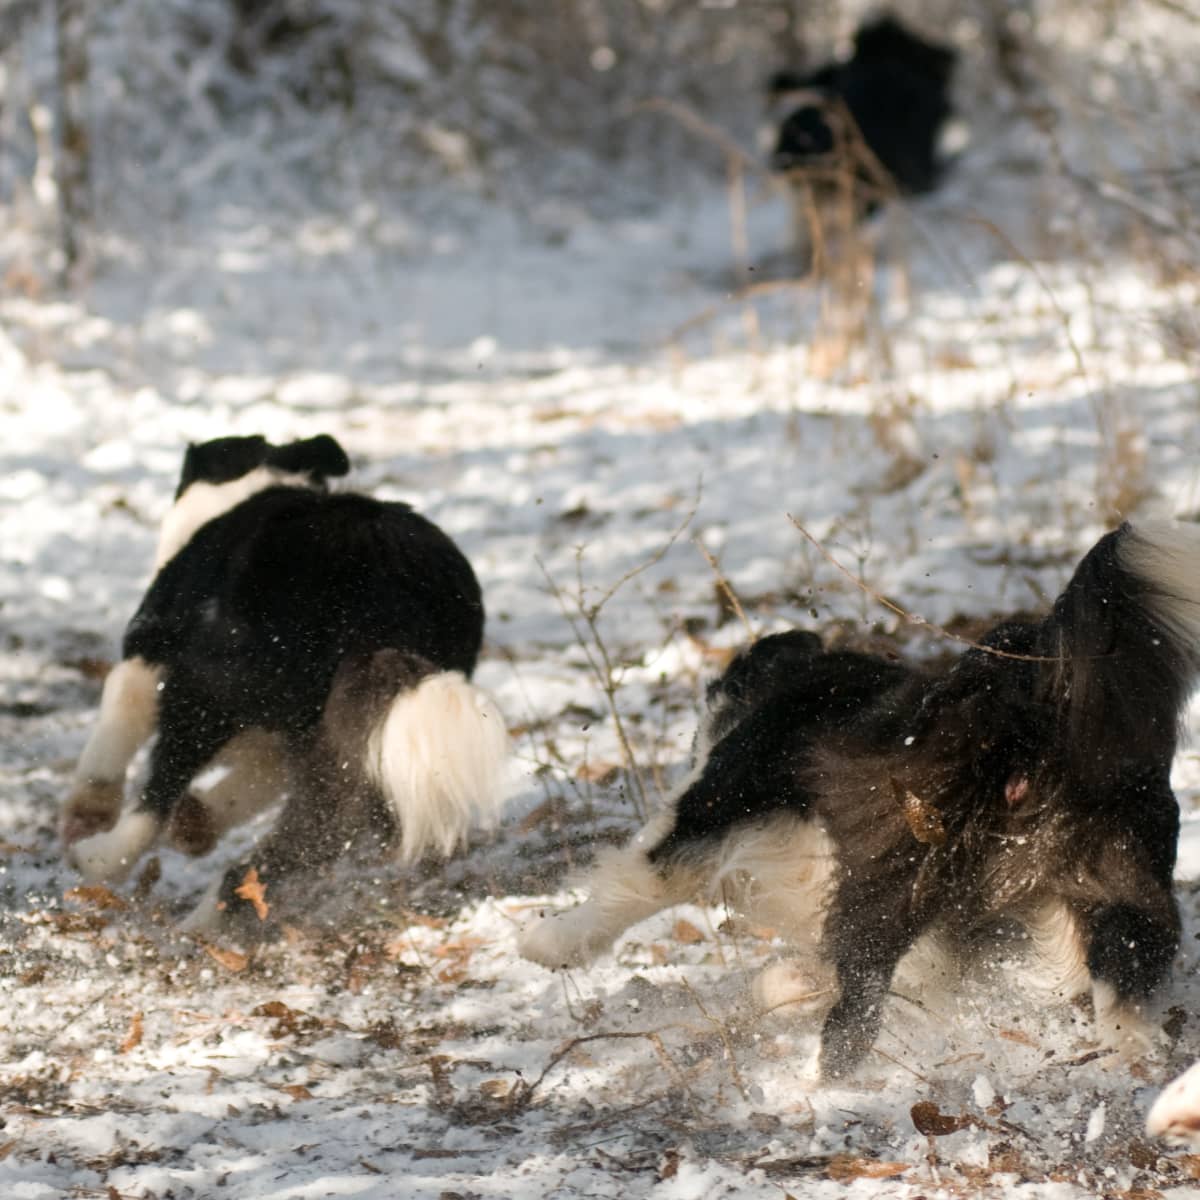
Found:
<box><xmin>70</xmin><ymin>681</ymin><xmax>237</xmax><ymax>884</ymax></box>
<box><xmin>519</xmin><ymin>809</ymin><xmax>699</xmax><ymax>968</ymax></box>
<box><xmin>818</xmin><ymin>879</ymin><xmax>924</xmax><ymax>1079</ymax></box>
<box><xmin>1087</xmin><ymin>902</ymin><xmax>1178</xmax><ymax>1057</ymax></box>
<box><xmin>180</xmin><ymin>751</ymin><xmax>363</xmax><ymax>936</ymax></box>
<box><xmin>166</xmin><ymin>728</ymin><xmax>289</xmax><ymax>857</ymax></box>
<box><xmin>62</xmin><ymin>657</ymin><xmax>160</xmax><ymax>845</ymax></box>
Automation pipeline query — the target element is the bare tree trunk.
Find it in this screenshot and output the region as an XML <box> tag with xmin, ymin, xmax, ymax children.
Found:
<box><xmin>54</xmin><ymin>0</ymin><xmax>91</xmax><ymax>277</ymax></box>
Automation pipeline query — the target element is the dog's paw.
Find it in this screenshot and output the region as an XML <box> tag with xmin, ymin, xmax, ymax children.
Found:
<box><xmin>68</xmin><ymin>811</ymin><xmax>158</xmax><ymax>884</ymax></box>
<box><xmin>754</xmin><ymin>958</ymin><xmax>837</xmax><ymax>1017</ymax></box>
<box><xmin>178</xmin><ymin>879</ymin><xmax>224</xmax><ymax>935</ymax></box>
<box><xmin>60</xmin><ymin>779</ymin><xmax>123</xmax><ymax>846</ymax></box>
<box><xmin>518</xmin><ymin>906</ymin><xmax>608</xmax><ymax>969</ymax></box>
<box><xmin>1093</xmin><ymin>985</ymin><xmax>1165</xmax><ymax>1063</ymax></box>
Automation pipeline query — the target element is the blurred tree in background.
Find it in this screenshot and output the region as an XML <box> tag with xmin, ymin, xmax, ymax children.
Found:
<box><xmin>0</xmin><ymin>0</ymin><xmax>1197</xmax><ymax>268</ymax></box>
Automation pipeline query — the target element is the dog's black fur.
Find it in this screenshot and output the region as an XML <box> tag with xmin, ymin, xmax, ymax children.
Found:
<box><xmin>769</xmin><ymin>14</ymin><xmax>957</xmax><ymax>206</ymax></box>
<box><xmin>523</xmin><ymin>522</ymin><xmax>1195</xmax><ymax>1078</ymax></box>
<box><xmin>67</xmin><ymin>435</ymin><xmax>505</xmax><ymax>933</ymax></box>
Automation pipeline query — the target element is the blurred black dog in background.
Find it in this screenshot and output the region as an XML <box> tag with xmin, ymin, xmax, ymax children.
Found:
<box><xmin>769</xmin><ymin>14</ymin><xmax>958</xmax><ymax>215</ymax></box>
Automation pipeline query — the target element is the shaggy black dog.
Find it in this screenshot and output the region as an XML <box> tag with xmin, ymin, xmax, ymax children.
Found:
<box><xmin>522</xmin><ymin>521</ymin><xmax>1196</xmax><ymax>1079</ymax></box>
<box><xmin>769</xmin><ymin>14</ymin><xmax>957</xmax><ymax>209</ymax></box>
<box><xmin>64</xmin><ymin>434</ymin><xmax>507</xmax><ymax>933</ymax></box>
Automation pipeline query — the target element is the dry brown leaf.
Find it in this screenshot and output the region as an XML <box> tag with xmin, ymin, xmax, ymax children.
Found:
<box><xmin>658</xmin><ymin>1149</ymin><xmax>680</xmax><ymax>1181</ymax></box>
<box><xmin>63</xmin><ymin>884</ymin><xmax>128</xmax><ymax>911</ymax></box>
<box><xmin>367</xmin><ymin>1019</ymin><xmax>405</xmax><ymax>1050</ymax></box>
<box><xmin>911</xmin><ymin>1101</ymin><xmax>974</xmax><ymax>1137</ymax></box>
<box><xmin>253</xmin><ymin>1001</ymin><xmax>296</xmax><ymax>1020</ymax></box>
<box><xmin>0</xmin><ymin>1140</ymin><xmax>16</xmax><ymax>1161</ymax></box>
<box><xmin>575</xmin><ymin>760</ymin><xmax>622</xmax><ymax>785</ymax></box>
<box><xmin>892</xmin><ymin>776</ymin><xmax>946</xmax><ymax>846</ymax></box>
<box><xmin>205</xmin><ymin>944</ymin><xmax>249</xmax><ymax>973</ymax></box>
<box><xmin>432</xmin><ymin>936</ymin><xmax>485</xmax><ymax>960</ymax></box>
<box><xmin>1181</xmin><ymin>1155</ymin><xmax>1200</xmax><ymax>1181</ymax></box>
<box><xmin>278</xmin><ymin>1083</ymin><xmax>314</xmax><ymax>1101</ymax></box>
<box><xmin>120</xmin><ymin>1012</ymin><xmax>144</xmax><ymax>1054</ymax></box>
<box><xmin>998</xmin><ymin>1027</ymin><xmax>1038</xmax><ymax>1048</ymax></box>
<box><xmin>826</xmin><ymin>1155</ymin><xmax>909</xmax><ymax>1181</ymax></box>
<box><xmin>672</xmin><ymin>919</ymin><xmax>705</xmax><ymax>945</ymax></box>
<box><xmin>518</xmin><ymin>798</ymin><xmax>559</xmax><ymax>834</ymax></box>
<box><xmin>479</xmin><ymin>1079</ymin><xmax>510</xmax><ymax>1100</ymax></box>
<box><xmin>234</xmin><ymin>867</ymin><xmax>270</xmax><ymax>922</ymax></box>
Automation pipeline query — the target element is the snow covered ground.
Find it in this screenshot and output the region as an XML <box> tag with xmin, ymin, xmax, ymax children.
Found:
<box><xmin>4</xmin><ymin>64</ymin><xmax>1200</xmax><ymax>1200</ymax></box>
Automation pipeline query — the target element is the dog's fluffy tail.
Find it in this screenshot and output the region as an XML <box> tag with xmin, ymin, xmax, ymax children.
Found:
<box><xmin>1051</xmin><ymin>520</ymin><xmax>1200</xmax><ymax>764</ymax></box>
<box><xmin>366</xmin><ymin>671</ymin><xmax>509</xmax><ymax>863</ymax></box>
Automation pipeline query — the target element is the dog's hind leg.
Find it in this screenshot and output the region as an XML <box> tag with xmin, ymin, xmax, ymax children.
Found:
<box><xmin>166</xmin><ymin>728</ymin><xmax>290</xmax><ymax>857</ymax></box>
<box><xmin>70</xmin><ymin>677</ymin><xmax>238</xmax><ymax>884</ymax></box>
<box><xmin>519</xmin><ymin>808</ymin><xmax>702</xmax><ymax>968</ymax></box>
<box><xmin>1086</xmin><ymin>902</ymin><xmax>1178</xmax><ymax>1057</ymax></box>
<box><xmin>62</xmin><ymin>657</ymin><xmax>160</xmax><ymax>845</ymax></box>
<box><xmin>522</xmin><ymin>702</ymin><xmax>815</xmax><ymax>970</ymax></box>
<box><xmin>818</xmin><ymin>873</ymin><xmax>930</xmax><ymax>1079</ymax></box>
<box><xmin>180</xmin><ymin>755</ymin><xmax>358</xmax><ymax>935</ymax></box>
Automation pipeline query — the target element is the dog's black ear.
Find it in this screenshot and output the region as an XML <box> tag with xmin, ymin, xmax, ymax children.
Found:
<box><xmin>176</xmin><ymin>436</ymin><xmax>269</xmax><ymax>497</ymax></box>
<box><xmin>266</xmin><ymin>435</ymin><xmax>351</xmax><ymax>482</ymax></box>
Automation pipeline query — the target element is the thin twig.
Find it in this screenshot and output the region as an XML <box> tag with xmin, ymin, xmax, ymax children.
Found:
<box><xmin>693</xmin><ymin>537</ymin><xmax>756</xmax><ymax>643</ymax></box>
<box><xmin>509</xmin><ymin>1028</ymin><xmax>680</xmax><ymax>1110</ymax></box>
<box><xmin>677</xmin><ymin>975</ymin><xmax>749</xmax><ymax>1101</ymax></box>
<box><xmin>787</xmin><ymin>514</ymin><xmax>1066</xmax><ymax>664</ymax></box>
<box><xmin>537</xmin><ymin>489</ymin><xmax>701</xmax><ymax>818</ymax></box>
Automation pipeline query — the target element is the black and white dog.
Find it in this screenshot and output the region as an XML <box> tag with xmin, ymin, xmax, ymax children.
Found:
<box><xmin>522</xmin><ymin>521</ymin><xmax>1198</xmax><ymax>1078</ymax></box>
<box><xmin>63</xmin><ymin>434</ymin><xmax>508</xmax><ymax>933</ymax></box>
<box><xmin>769</xmin><ymin>14</ymin><xmax>957</xmax><ymax>218</ymax></box>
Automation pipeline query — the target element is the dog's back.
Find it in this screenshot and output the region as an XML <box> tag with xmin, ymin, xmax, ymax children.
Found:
<box><xmin>770</xmin><ymin>14</ymin><xmax>957</xmax><ymax>197</ymax></box>
<box><xmin>125</xmin><ymin>485</ymin><xmax>484</xmax><ymax>732</ymax></box>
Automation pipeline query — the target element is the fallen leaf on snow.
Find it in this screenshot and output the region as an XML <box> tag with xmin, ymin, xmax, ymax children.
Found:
<box><xmin>911</xmin><ymin>1100</ymin><xmax>974</xmax><ymax>1137</ymax></box>
<box><xmin>120</xmin><ymin>1012</ymin><xmax>144</xmax><ymax>1054</ymax></box>
<box><xmin>672</xmin><ymin>918</ymin><xmax>705</xmax><ymax>944</ymax></box>
<box><xmin>998</xmin><ymin>1028</ymin><xmax>1038</xmax><ymax>1048</ymax></box>
<box><xmin>64</xmin><ymin>885</ymin><xmax>128</xmax><ymax>911</ymax></box>
<box><xmin>205</xmin><ymin>945</ymin><xmax>249</xmax><ymax>973</ymax></box>
<box><xmin>826</xmin><ymin>1155</ymin><xmax>909</xmax><ymax>1181</ymax></box>
<box><xmin>234</xmin><ymin>867</ymin><xmax>270</xmax><ymax>921</ymax></box>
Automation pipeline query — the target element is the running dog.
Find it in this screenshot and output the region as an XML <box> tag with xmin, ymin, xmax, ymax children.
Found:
<box><xmin>522</xmin><ymin>521</ymin><xmax>1195</xmax><ymax>1078</ymax></box>
<box><xmin>63</xmin><ymin>434</ymin><xmax>508</xmax><ymax>933</ymax></box>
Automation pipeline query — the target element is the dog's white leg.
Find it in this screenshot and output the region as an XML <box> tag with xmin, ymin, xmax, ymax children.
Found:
<box><xmin>69</xmin><ymin>810</ymin><xmax>160</xmax><ymax>884</ymax></box>
<box><xmin>755</xmin><ymin>956</ymin><xmax>839</xmax><ymax>1016</ymax></box>
<box><xmin>62</xmin><ymin>658</ymin><xmax>160</xmax><ymax>844</ymax></box>
<box><xmin>1092</xmin><ymin>979</ymin><xmax>1160</xmax><ymax>1060</ymax></box>
<box><xmin>1016</xmin><ymin>899</ymin><xmax>1092</xmax><ymax>1000</ymax></box>
<box><xmin>520</xmin><ymin>812</ymin><xmax>695</xmax><ymax>968</ymax></box>
<box><xmin>178</xmin><ymin>878</ymin><xmax>225</xmax><ymax>935</ymax></box>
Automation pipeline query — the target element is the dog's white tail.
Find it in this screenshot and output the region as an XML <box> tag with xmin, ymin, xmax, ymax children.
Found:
<box><xmin>366</xmin><ymin>671</ymin><xmax>509</xmax><ymax>863</ymax></box>
<box><xmin>1120</xmin><ymin>519</ymin><xmax>1200</xmax><ymax>647</ymax></box>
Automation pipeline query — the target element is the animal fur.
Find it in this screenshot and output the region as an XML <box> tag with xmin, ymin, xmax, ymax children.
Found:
<box><xmin>522</xmin><ymin>522</ymin><xmax>1197</xmax><ymax>1078</ymax></box>
<box><xmin>769</xmin><ymin>13</ymin><xmax>958</xmax><ymax>210</ymax></box>
<box><xmin>64</xmin><ymin>434</ymin><xmax>508</xmax><ymax>933</ymax></box>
